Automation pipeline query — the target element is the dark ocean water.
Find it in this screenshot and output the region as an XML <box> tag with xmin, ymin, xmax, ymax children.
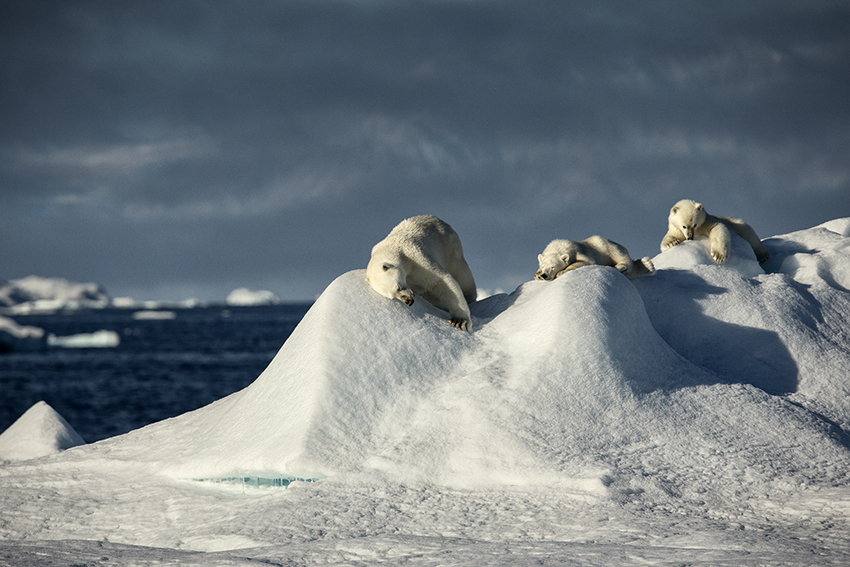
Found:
<box><xmin>0</xmin><ymin>304</ymin><xmax>311</xmax><ymax>443</ymax></box>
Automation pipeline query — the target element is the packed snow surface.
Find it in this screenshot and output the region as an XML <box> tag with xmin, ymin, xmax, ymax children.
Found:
<box><xmin>1</xmin><ymin>220</ymin><xmax>850</xmax><ymax>566</ymax></box>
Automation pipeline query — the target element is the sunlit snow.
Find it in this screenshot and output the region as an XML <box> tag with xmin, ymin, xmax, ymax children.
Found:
<box><xmin>1</xmin><ymin>220</ymin><xmax>849</xmax><ymax>565</ymax></box>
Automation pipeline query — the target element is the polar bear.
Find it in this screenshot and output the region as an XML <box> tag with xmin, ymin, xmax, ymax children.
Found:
<box><xmin>367</xmin><ymin>215</ymin><xmax>477</xmax><ymax>332</ymax></box>
<box><xmin>661</xmin><ymin>199</ymin><xmax>771</xmax><ymax>264</ymax></box>
<box><xmin>535</xmin><ymin>236</ymin><xmax>656</xmax><ymax>281</ymax></box>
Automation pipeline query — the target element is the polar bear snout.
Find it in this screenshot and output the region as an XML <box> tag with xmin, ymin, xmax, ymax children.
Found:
<box><xmin>535</xmin><ymin>270</ymin><xmax>548</xmax><ymax>281</ymax></box>
<box><xmin>396</xmin><ymin>288</ymin><xmax>415</xmax><ymax>306</ymax></box>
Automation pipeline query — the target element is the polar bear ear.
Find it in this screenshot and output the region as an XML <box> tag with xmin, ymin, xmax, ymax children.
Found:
<box><xmin>538</xmin><ymin>254</ymin><xmax>544</xmax><ymax>263</ymax></box>
<box><xmin>560</xmin><ymin>254</ymin><xmax>570</xmax><ymax>265</ymax></box>
<box><xmin>695</xmin><ymin>203</ymin><xmax>703</xmax><ymax>211</ymax></box>
<box><xmin>671</xmin><ymin>205</ymin><xmax>678</xmax><ymax>214</ymax></box>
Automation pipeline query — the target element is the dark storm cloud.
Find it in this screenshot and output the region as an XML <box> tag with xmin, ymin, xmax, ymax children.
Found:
<box><xmin>1</xmin><ymin>1</ymin><xmax>848</xmax><ymax>300</ymax></box>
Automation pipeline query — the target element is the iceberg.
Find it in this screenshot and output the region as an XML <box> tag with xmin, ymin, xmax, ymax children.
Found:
<box><xmin>47</xmin><ymin>329</ymin><xmax>121</xmax><ymax>348</ymax></box>
<box><xmin>225</xmin><ymin>287</ymin><xmax>280</xmax><ymax>306</ymax></box>
<box><xmin>131</xmin><ymin>310</ymin><xmax>177</xmax><ymax>320</ymax></box>
<box><xmin>118</xmin><ymin>298</ymin><xmax>204</xmax><ymax>310</ymax></box>
<box><xmin>0</xmin><ymin>276</ymin><xmax>110</xmax><ymax>313</ymax></box>
<box><xmin>0</xmin><ymin>314</ymin><xmax>46</xmax><ymax>352</ymax></box>
<box><xmin>0</xmin><ymin>220</ymin><xmax>849</xmax><ymax>565</ymax></box>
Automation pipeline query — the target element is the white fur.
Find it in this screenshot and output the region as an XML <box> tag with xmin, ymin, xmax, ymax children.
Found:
<box><xmin>661</xmin><ymin>199</ymin><xmax>771</xmax><ymax>264</ymax></box>
<box><xmin>535</xmin><ymin>235</ymin><xmax>656</xmax><ymax>281</ymax></box>
<box><xmin>367</xmin><ymin>215</ymin><xmax>477</xmax><ymax>332</ymax></box>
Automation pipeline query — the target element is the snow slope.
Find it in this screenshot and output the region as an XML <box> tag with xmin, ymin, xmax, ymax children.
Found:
<box><xmin>1</xmin><ymin>220</ymin><xmax>849</xmax><ymax>566</ymax></box>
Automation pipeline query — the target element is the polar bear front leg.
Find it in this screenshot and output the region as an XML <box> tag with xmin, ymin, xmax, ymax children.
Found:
<box><xmin>708</xmin><ymin>223</ymin><xmax>731</xmax><ymax>263</ymax></box>
<box><xmin>752</xmin><ymin>243</ymin><xmax>772</xmax><ymax>264</ymax></box>
<box><xmin>608</xmin><ymin>249</ymin><xmax>635</xmax><ymax>275</ymax></box>
<box><xmin>420</xmin><ymin>265</ymin><xmax>473</xmax><ymax>332</ymax></box>
<box><xmin>445</xmin><ymin>294</ymin><xmax>472</xmax><ymax>331</ymax></box>
<box><xmin>449</xmin><ymin>316</ymin><xmax>471</xmax><ymax>332</ymax></box>
<box><xmin>660</xmin><ymin>232</ymin><xmax>683</xmax><ymax>252</ymax></box>
<box><xmin>556</xmin><ymin>260</ymin><xmax>592</xmax><ymax>278</ymax></box>
<box><xmin>720</xmin><ymin>216</ymin><xmax>772</xmax><ymax>263</ymax></box>
<box><xmin>614</xmin><ymin>261</ymin><xmax>632</xmax><ymax>275</ymax></box>
<box><xmin>443</xmin><ymin>279</ymin><xmax>473</xmax><ymax>331</ymax></box>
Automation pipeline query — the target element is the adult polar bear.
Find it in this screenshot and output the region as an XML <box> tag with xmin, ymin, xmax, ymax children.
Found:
<box><xmin>661</xmin><ymin>199</ymin><xmax>771</xmax><ymax>264</ymax></box>
<box><xmin>367</xmin><ymin>215</ymin><xmax>477</xmax><ymax>332</ymax></box>
<box><xmin>535</xmin><ymin>236</ymin><xmax>655</xmax><ymax>281</ymax></box>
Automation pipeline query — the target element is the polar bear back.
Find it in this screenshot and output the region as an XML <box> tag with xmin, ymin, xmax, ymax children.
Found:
<box><xmin>580</xmin><ymin>235</ymin><xmax>632</xmax><ymax>266</ymax></box>
<box><xmin>375</xmin><ymin>215</ymin><xmax>476</xmax><ymax>302</ymax></box>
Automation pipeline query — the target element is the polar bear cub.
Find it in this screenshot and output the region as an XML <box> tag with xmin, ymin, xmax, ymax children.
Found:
<box><xmin>535</xmin><ymin>236</ymin><xmax>656</xmax><ymax>281</ymax></box>
<box><xmin>367</xmin><ymin>215</ymin><xmax>477</xmax><ymax>332</ymax></box>
<box><xmin>661</xmin><ymin>199</ymin><xmax>771</xmax><ymax>264</ymax></box>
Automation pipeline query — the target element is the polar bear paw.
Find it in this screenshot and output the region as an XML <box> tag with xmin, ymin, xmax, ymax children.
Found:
<box><xmin>660</xmin><ymin>237</ymin><xmax>681</xmax><ymax>252</ymax></box>
<box><xmin>711</xmin><ymin>248</ymin><xmax>728</xmax><ymax>263</ymax></box>
<box><xmin>450</xmin><ymin>317</ymin><xmax>472</xmax><ymax>332</ymax></box>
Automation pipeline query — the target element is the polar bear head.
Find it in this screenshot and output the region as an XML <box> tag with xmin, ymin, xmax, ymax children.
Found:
<box><xmin>669</xmin><ymin>199</ymin><xmax>706</xmax><ymax>240</ymax></box>
<box><xmin>366</xmin><ymin>258</ymin><xmax>415</xmax><ymax>306</ymax></box>
<box><xmin>535</xmin><ymin>252</ymin><xmax>568</xmax><ymax>281</ymax></box>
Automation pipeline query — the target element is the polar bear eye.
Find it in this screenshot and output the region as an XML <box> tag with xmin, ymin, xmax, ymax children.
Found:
<box><xmin>382</xmin><ymin>264</ymin><xmax>390</xmax><ymax>271</ymax></box>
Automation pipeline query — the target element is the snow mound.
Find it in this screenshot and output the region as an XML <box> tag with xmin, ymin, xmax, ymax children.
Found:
<box><xmin>2</xmin><ymin>221</ymin><xmax>850</xmax><ymax>564</ymax></box>
<box><xmin>0</xmin><ymin>401</ymin><xmax>86</xmax><ymax>462</ymax></box>
<box><xmin>765</xmin><ymin>223</ymin><xmax>850</xmax><ymax>291</ymax></box>
<box><xmin>74</xmin><ymin>224</ymin><xmax>850</xmax><ymax>499</ymax></box>
<box><xmin>225</xmin><ymin>287</ymin><xmax>280</xmax><ymax>306</ymax></box>
<box><xmin>820</xmin><ymin>217</ymin><xmax>850</xmax><ymax>237</ymax></box>
<box><xmin>638</xmin><ymin>226</ymin><xmax>850</xmax><ymax>429</ymax></box>
<box><xmin>650</xmin><ymin>229</ymin><xmax>766</xmax><ymax>277</ymax></box>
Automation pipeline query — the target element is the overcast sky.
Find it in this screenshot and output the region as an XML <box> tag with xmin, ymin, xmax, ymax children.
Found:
<box><xmin>2</xmin><ymin>1</ymin><xmax>848</xmax><ymax>302</ymax></box>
